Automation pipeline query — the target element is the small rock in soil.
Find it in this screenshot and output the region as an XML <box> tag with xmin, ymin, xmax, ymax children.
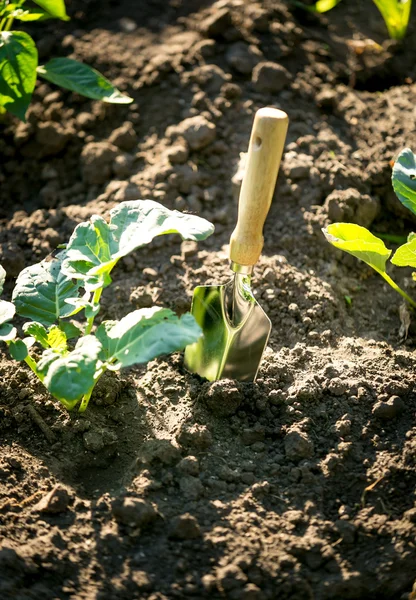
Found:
<box><xmin>130</xmin><ymin>287</ymin><xmax>154</xmax><ymax>308</ymax></box>
<box><xmin>177</xmin><ymin>423</ymin><xmax>213</xmax><ymax>450</ymax></box>
<box><xmin>284</xmin><ymin>151</ymin><xmax>313</xmax><ymax>181</ymax></box>
<box><xmin>112</xmin><ymin>497</ymin><xmax>157</xmax><ymax>528</ymax></box>
<box><xmin>165</xmin><ymin>144</ymin><xmax>189</xmax><ymax>164</ymax></box>
<box><xmin>138</xmin><ymin>439</ymin><xmax>181</xmax><ymax>466</ymax></box>
<box><xmin>179</xmin><ymin>475</ymin><xmax>204</xmax><ymax>499</ymax></box>
<box><xmin>217</xmin><ymin>564</ymin><xmax>248</xmax><ymax>592</ymax></box>
<box><xmin>176</xmin><ymin>455</ymin><xmax>200</xmax><ymax>476</ymax></box>
<box><xmin>170</xmin><ymin>115</ymin><xmax>216</xmax><ymax>150</ymax></box>
<box><xmin>252</xmin><ymin>61</ymin><xmax>291</xmax><ymax>93</ymax></box>
<box><xmin>199</xmin><ymin>6</ymin><xmax>232</xmax><ymax>37</ymax></box>
<box><xmin>113</xmin><ymin>154</ymin><xmax>133</xmax><ymax>178</ymax></box>
<box><xmin>284</xmin><ymin>429</ymin><xmax>314</xmax><ymax>461</ymax></box>
<box><xmin>36</xmin><ymin>122</ymin><xmax>69</xmax><ymax>156</ymax></box>
<box><xmin>324</xmin><ymin>188</ymin><xmax>380</xmax><ymax>228</ymax></box>
<box><xmin>108</xmin><ymin>121</ymin><xmax>138</xmax><ymax>151</ymax></box>
<box><xmin>80</xmin><ymin>141</ymin><xmax>119</xmax><ymax>184</ymax></box>
<box><xmin>92</xmin><ymin>372</ymin><xmax>122</xmax><ymax>406</ymax></box>
<box><xmin>83</xmin><ymin>429</ymin><xmax>118</xmax><ymax>452</ymax></box>
<box><xmin>200</xmin><ymin>379</ymin><xmax>243</xmax><ymax>416</ymax></box>
<box><xmin>226</xmin><ymin>42</ymin><xmax>261</xmax><ymax>75</ymax></box>
<box><xmin>372</xmin><ymin>395</ymin><xmax>405</xmax><ymax>420</ymax></box>
<box><xmin>168</xmin><ymin>513</ymin><xmax>201</xmax><ymax>539</ymax></box>
<box><xmin>35</xmin><ymin>485</ymin><xmax>71</xmax><ymax>514</ymax></box>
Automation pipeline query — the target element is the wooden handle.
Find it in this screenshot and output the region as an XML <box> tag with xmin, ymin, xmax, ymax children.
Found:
<box><xmin>229</xmin><ymin>107</ymin><xmax>289</xmax><ymax>267</ymax></box>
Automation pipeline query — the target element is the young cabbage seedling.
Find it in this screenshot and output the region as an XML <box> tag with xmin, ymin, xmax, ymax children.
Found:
<box><xmin>0</xmin><ymin>200</ymin><xmax>214</xmax><ymax>412</ymax></box>
<box><xmin>0</xmin><ymin>0</ymin><xmax>133</xmax><ymax>121</ymax></box>
<box><xmin>323</xmin><ymin>147</ymin><xmax>416</xmax><ymax>308</ymax></box>
<box><xmin>291</xmin><ymin>0</ymin><xmax>412</xmax><ymax>40</ymax></box>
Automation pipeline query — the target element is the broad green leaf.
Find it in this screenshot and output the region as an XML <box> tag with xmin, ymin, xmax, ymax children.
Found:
<box><xmin>58</xmin><ymin>321</ymin><xmax>82</xmax><ymax>340</ymax></box>
<box><xmin>0</xmin><ymin>265</ymin><xmax>5</xmax><ymax>294</ymax></box>
<box><xmin>47</xmin><ymin>325</ymin><xmax>67</xmax><ymax>350</ymax></box>
<box><xmin>290</xmin><ymin>0</ymin><xmax>342</xmax><ymax>12</ymax></box>
<box><xmin>0</xmin><ymin>300</ymin><xmax>15</xmax><ymax>325</ymax></box>
<box><xmin>31</xmin><ymin>0</ymin><xmax>68</xmax><ymax>20</ymax></box>
<box><xmin>109</xmin><ymin>200</ymin><xmax>215</xmax><ymax>257</ymax></box>
<box><xmin>392</xmin><ymin>148</ymin><xmax>416</xmax><ymax>216</ymax></box>
<box><xmin>0</xmin><ymin>323</ymin><xmax>16</xmax><ymax>342</ymax></box>
<box><xmin>42</xmin><ymin>335</ymin><xmax>102</xmax><ymax>403</ymax></box>
<box><xmin>0</xmin><ymin>31</ymin><xmax>38</xmax><ymax>121</ymax></box>
<box><xmin>37</xmin><ymin>58</ymin><xmax>133</xmax><ymax>104</ymax></box>
<box><xmin>372</xmin><ymin>0</ymin><xmax>411</xmax><ymax>40</ymax></box>
<box><xmin>9</xmin><ymin>338</ymin><xmax>28</xmax><ymax>361</ymax></box>
<box><xmin>323</xmin><ymin>223</ymin><xmax>392</xmax><ymax>273</ymax></box>
<box><xmin>23</xmin><ymin>321</ymin><xmax>49</xmax><ymax>348</ymax></box>
<box><xmin>12</xmin><ymin>252</ymin><xmax>89</xmax><ymax>326</ymax></box>
<box><xmin>96</xmin><ymin>307</ymin><xmax>202</xmax><ymax>370</ymax></box>
<box><xmin>391</xmin><ymin>237</ymin><xmax>416</xmax><ymax>268</ymax></box>
<box><xmin>62</xmin><ymin>200</ymin><xmax>214</xmax><ymax>288</ymax></box>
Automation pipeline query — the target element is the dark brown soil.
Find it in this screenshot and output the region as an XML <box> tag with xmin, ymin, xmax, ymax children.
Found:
<box><xmin>1</xmin><ymin>1</ymin><xmax>416</xmax><ymax>599</ymax></box>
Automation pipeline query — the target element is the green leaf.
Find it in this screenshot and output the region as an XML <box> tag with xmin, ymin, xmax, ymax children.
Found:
<box><xmin>37</xmin><ymin>58</ymin><xmax>133</xmax><ymax>104</ymax></box>
<box><xmin>0</xmin><ymin>300</ymin><xmax>15</xmax><ymax>325</ymax></box>
<box><xmin>12</xmin><ymin>7</ymin><xmax>53</xmax><ymax>21</ymax></box>
<box><xmin>392</xmin><ymin>148</ymin><xmax>416</xmax><ymax>216</ymax></box>
<box><xmin>47</xmin><ymin>325</ymin><xmax>67</xmax><ymax>350</ymax></box>
<box><xmin>9</xmin><ymin>338</ymin><xmax>28</xmax><ymax>361</ymax></box>
<box><xmin>96</xmin><ymin>307</ymin><xmax>202</xmax><ymax>370</ymax></box>
<box><xmin>23</xmin><ymin>321</ymin><xmax>49</xmax><ymax>348</ymax></box>
<box><xmin>323</xmin><ymin>223</ymin><xmax>392</xmax><ymax>273</ymax></box>
<box><xmin>31</xmin><ymin>0</ymin><xmax>69</xmax><ymax>20</ymax></box>
<box><xmin>58</xmin><ymin>321</ymin><xmax>82</xmax><ymax>340</ymax></box>
<box><xmin>62</xmin><ymin>200</ymin><xmax>215</xmax><ymax>288</ymax></box>
<box><xmin>0</xmin><ymin>31</ymin><xmax>38</xmax><ymax>121</ymax></box>
<box><xmin>372</xmin><ymin>0</ymin><xmax>411</xmax><ymax>40</ymax></box>
<box><xmin>12</xmin><ymin>251</ymin><xmax>90</xmax><ymax>326</ymax></box>
<box><xmin>290</xmin><ymin>0</ymin><xmax>342</xmax><ymax>12</ymax></box>
<box><xmin>391</xmin><ymin>237</ymin><xmax>416</xmax><ymax>268</ymax></box>
<box><xmin>41</xmin><ymin>335</ymin><xmax>102</xmax><ymax>403</ymax></box>
<box><xmin>0</xmin><ymin>323</ymin><xmax>16</xmax><ymax>342</ymax></box>
<box><xmin>0</xmin><ymin>265</ymin><xmax>5</xmax><ymax>294</ymax></box>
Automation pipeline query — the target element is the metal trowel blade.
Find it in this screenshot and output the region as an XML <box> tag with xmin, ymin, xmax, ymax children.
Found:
<box><xmin>184</xmin><ymin>273</ymin><xmax>271</xmax><ymax>382</ymax></box>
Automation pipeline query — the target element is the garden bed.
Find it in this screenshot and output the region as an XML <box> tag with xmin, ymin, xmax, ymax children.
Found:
<box><xmin>1</xmin><ymin>1</ymin><xmax>416</xmax><ymax>599</ymax></box>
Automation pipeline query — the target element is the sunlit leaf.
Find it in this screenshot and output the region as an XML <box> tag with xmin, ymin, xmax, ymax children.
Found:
<box><xmin>96</xmin><ymin>307</ymin><xmax>202</xmax><ymax>369</ymax></box>
<box><xmin>62</xmin><ymin>200</ymin><xmax>215</xmax><ymax>289</ymax></box>
<box><xmin>32</xmin><ymin>0</ymin><xmax>69</xmax><ymax>20</ymax></box>
<box><xmin>322</xmin><ymin>223</ymin><xmax>391</xmax><ymax>273</ymax></box>
<box><xmin>12</xmin><ymin>251</ymin><xmax>89</xmax><ymax>326</ymax></box>
<box><xmin>0</xmin><ymin>31</ymin><xmax>37</xmax><ymax>121</ymax></box>
<box><xmin>37</xmin><ymin>58</ymin><xmax>133</xmax><ymax>103</ymax></box>
<box><xmin>391</xmin><ymin>237</ymin><xmax>416</xmax><ymax>268</ymax></box>
<box><xmin>372</xmin><ymin>0</ymin><xmax>411</xmax><ymax>40</ymax></box>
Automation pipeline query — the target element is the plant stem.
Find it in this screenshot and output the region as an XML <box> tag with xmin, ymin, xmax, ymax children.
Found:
<box><xmin>78</xmin><ymin>390</ymin><xmax>92</xmax><ymax>413</ymax></box>
<box><xmin>380</xmin><ymin>271</ymin><xmax>416</xmax><ymax>308</ymax></box>
<box><xmin>85</xmin><ymin>287</ymin><xmax>103</xmax><ymax>335</ymax></box>
<box><xmin>24</xmin><ymin>354</ymin><xmax>44</xmax><ymax>381</ymax></box>
<box><xmin>4</xmin><ymin>16</ymin><xmax>13</xmax><ymax>31</ymax></box>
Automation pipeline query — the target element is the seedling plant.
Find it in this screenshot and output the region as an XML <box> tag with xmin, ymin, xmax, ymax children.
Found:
<box><xmin>291</xmin><ymin>0</ymin><xmax>412</xmax><ymax>40</ymax></box>
<box><xmin>0</xmin><ymin>200</ymin><xmax>214</xmax><ymax>411</ymax></box>
<box><xmin>323</xmin><ymin>148</ymin><xmax>416</xmax><ymax>309</ymax></box>
<box><xmin>0</xmin><ymin>0</ymin><xmax>133</xmax><ymax>121</ymax></box>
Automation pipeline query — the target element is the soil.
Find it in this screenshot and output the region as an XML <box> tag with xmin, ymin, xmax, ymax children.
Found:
<box><xmin>1</xmin><ymin>1</ymin><xmax>416</xmax><ymax>599</ymax></box>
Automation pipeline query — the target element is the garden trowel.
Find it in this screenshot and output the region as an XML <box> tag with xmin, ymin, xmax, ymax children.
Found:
<box><xmin>184</xmin><ymin>107</ymin><xmax>289</xmax><ymax>382</ymax></box>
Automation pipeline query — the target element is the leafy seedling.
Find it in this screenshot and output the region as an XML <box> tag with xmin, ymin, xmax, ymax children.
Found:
<box><xmin>0</xmin><ymin>200</ymin><xmax>214</xmax><ymax>412</ymax></box>
<box><xmin>0</xmin><ymin>0</ymin><xmax>133</xmax><ymax>120</ymax></box>
<box><xmin>323</xmin><ymin>147</ymin><xmax>416</xmax><ymax>309</ymax></box>
<box><xmin>291</xmin><ymin>0</ymin><xmax>412</xmax><ymax>40</ymax></box>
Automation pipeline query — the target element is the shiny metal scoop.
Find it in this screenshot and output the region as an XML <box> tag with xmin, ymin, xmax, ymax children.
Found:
<box><xmin>184</xmin><ymin>108</ymin><xmax>289</xmax><ymax>382</ymax></box>
<box><xmin>184</xmin><ymin>265</ymin><xmax>271</xmax><ymax>381</ymax></box>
